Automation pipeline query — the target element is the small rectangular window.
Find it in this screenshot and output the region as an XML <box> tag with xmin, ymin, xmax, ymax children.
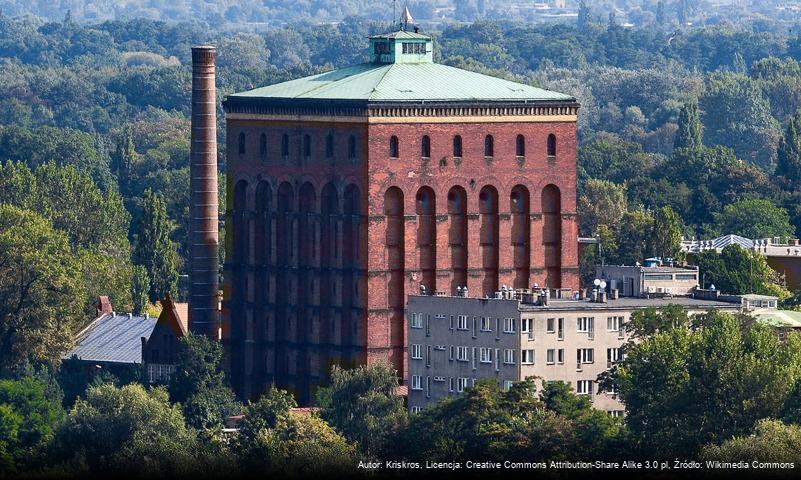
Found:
<box><xmin>577</xmin><ymin>317</ymin><xmax>594</xmax><ymax>333</ymax></box>
<box><xmin>480</xmin><ymin>347</ymin><xmax>493</xmax><ymax>363</ymax></box>
<box><xmin>411</xmin><ymin>344</ymin><xmax>422</xmax><ymax>359</ymax></box>
<box><xmin>607</xmin><ymin>316</ymin><xmax>623</xmax><ymax>331</ymax></box>
<box><xmin>521</xmin><ymin>349</ymin><xmax>535</xmax><ymax>364</ymax></box>
<box><xmin>410</xmin><ymin>313</ymin><xmax>423</xmax><ymax>328</ymax></box>
<box><xmin>546</xmin><ymin>318</ymin><xmax>555</xmax><ymax>333</ymax></box>
<box><xmin>546</xmin><ymin>349</ymin><xmax>555</xmax><ymax>364</ymax></box>
<box><xmin>457</xmin><ymin>377</ymin><xmax>469</xmax><ymax>392</ymax></box>
<box><xmin>576</xmin><ymin>380</ymin><xmax>593</xmax><ymax>395</ymax></box>
<box><xmin>557</xmin><ymin>348</ymin><xmax>564</xmax><ymax>364</ymax></box>
<box><xmin>481</xmin><ymin>317</ymin><xmax>492</xmax><ymax>331</ymax></box>
<box><xmin>503</xmin><ymin>349</ymin><xmax>515</xmax><ymax>364</ymax></box>
<box><xmin>456</xmin><ymin>346</ymin><xmax>469</xmax><ymax>362</ymax></box>
<box><xmin>457</xmin><ymin>315</ymin><xmax>469</xmax><ymax>330</ymax></box>
<box><xmin>411</xmin><ymin>375</ymin><xmax>422</xmax><ymax>390</ymax></box>
<box><xmin>503</xmin><ymin>317</ymin><xmax>516</xmax><ymax>333</ymax></box>
<box><xmin>521</xmin><ymin>318</ymin><xmax>533</xmax><ymax>333</ymax></box>
<box><xmin>578</xmin><ymin>348</ymin><xmax>594</xmax><ymax>364</ymax></box>
<box><xmin>503</xmin><ymin>380</ymin><xmax>513</xmax><ymax>391</ymax></box>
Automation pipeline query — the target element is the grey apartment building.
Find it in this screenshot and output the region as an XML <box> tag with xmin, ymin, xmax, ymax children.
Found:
<box><xmin>406</xmin><ymin>288</ymin><xmax>744</xmax><ymax>414</ymax></box>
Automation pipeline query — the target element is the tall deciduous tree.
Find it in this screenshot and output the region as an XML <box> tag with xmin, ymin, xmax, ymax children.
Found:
<box><xmin>616</xmin><ymin>309</ymin><xmax>801</xmax><ymax>458</ymax></box>
<box><xmin>693</xmin><ymin>244</ymin><xmax>788</xmax><ymax>297</ymax></box>
<box><xmin>714</xmin><ymin>197</ymin><xmax>795</xmax><ymax>239</ymax></box>
<box><xmin>673</xmin><ymin>101</ymin><xmax>702</xmax><ymax>150</ymax></box>
<box><xmin>578</xmin><ymin>179</ymin><xmax>627</xmax><ymax>236</ymax></box>
<box><xmin>134</xmin><ymin>189</ymin><xmax>179</xmax><ymax>303</ymax></box>
<box><xmin>649</xmin><ymin>206</ymin><xmax>683</xmax><ymax>262</ymax></box>
<box><xmin>0</xmin><ymin>205</ymin><xmax>84</xmax><ymax>369</ymax></box>
<box><xmin>776</xmin><ymin>112</ymin><xmax>801</xmax><ymax>187</ymax></box>
<box><xmin>616</xmin><ymin>210</ymin><xmax>654</xmax><ymax>265</ymax></box>
<box><xmin>317</xmin><ymin>362</ymin><xmax>406</xmax><ymax>457</ymax></box>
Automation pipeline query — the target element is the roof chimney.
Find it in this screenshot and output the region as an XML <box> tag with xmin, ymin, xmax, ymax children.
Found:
<box><xmin>188</xmin><ymin>45</ymin><xmax>220</xmax><ymax>338</ymax></box>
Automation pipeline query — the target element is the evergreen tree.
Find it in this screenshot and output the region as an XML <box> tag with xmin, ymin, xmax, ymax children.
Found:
<box><xmin>674</xmin><ymin>101</ymin><xmax>703</xmax><ymax>150</ymax></box>
<box><xmin>776</xmin><ymin>113</ymin><xmax>801</xmax><ymax>187</ymax></box>
<box><xmin>131</xmin><ymin>265</ymin><xmax>150</xmax><ymax>315</ymax></box>
<box><xmin>134</xmin><ymin>189</ymin><xmax>179</xmax><ymax>303</ymax></box>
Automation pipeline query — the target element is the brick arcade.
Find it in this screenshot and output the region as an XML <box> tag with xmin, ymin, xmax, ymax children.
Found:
<box><xmin>220</xmin><ymin>29</ymin><xmax>579</xmax><ymax>402</ymax></box>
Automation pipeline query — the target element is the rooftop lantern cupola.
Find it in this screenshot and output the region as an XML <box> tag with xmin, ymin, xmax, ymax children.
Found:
<box><xmin>369</xmin><ymin>7</ymin><xmax>433</xmax><ymax>64</ymax></box>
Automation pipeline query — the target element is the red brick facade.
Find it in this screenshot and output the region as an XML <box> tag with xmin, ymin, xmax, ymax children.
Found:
<box><xmin>222</xmin><ymin>109</ymin><xmax>578</xmax><ymax>402</ymax></box>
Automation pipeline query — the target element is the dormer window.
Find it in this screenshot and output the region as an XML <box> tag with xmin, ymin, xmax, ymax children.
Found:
<box><xmin>402</xmin><ymin>42</ymin><xmax>426</xmax><ymax>54</ymax></box>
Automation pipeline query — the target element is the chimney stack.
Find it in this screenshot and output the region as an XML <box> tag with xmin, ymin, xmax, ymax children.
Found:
<box><xmin>188</xmin><ymin>45</ymin><xmax>219</xmax><ymax>338</ymax></box>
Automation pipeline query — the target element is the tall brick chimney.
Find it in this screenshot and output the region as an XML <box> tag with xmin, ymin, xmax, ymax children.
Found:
<box><xmin>188</xmin><ymin>45</ymin><xmax>219</xmax><ymax>338</ymax></box>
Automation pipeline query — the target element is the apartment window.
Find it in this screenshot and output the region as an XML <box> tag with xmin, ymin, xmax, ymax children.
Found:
<box><xmin>576</xmin><ymin>380</ymin><xmax>593</xmax><ymax>395</ymax></box>
<box><xmin>456</xmin><ymin>346</ymin><xmax>469</xmax><ymax>362</ymax></box>
<box><xmin>557</xmin><ymin>318</ymin><xmax>564</xmax><ymax>340</ymax></box>
<box><xmin>503</xmin><ymin>349</ymin><xmax>515</xmax><ymax>365</ymax></box>
<box><xmin>411</xmin><ymin>406</ymin><xmax>422</xmax><ymax>414</ymax></box>
<box><xmin>449</xmin><ymin>345</ymin><xmax>454</xmax><ymax>361</ymax></box>
<box><xmin>410</xmin><ymin>313</ymin><xmax>423</xmax><ymax>328</ymax></box>
<box><xmin>411</xmin><ymin>344</ymin><xmax>422</xmax><ymax>359</ymax></box>
<box><xmin>546</xmin><ymin>349</ymin><xmax>555</xmax><ymax>364</ymax></box>
<box><xmin>577</xmin><ymin>317</ymin><xmax>594</xmax><ymax>333</ymax></box>
<box><xmin>557</xmin><ymin>348</ymin><xmax>564</xmax><ymax>364</ymax></box>
<box><xmin>425</xmin><ymin>345</ymin><xmax>431</xmax><ymax>366</ymax></box>
<box><xmin>607</xmin><ymin>348</ymin><xmax>620</xmax><ymax>365</ymax></box>
<box><xmin>457</xmin><ymin>315</ymin><xmax>469</xmax><ymax>330</ymax></box>
<box><xmin>484</xmin><ymin>135</ymin><xmax>494</xmax><ymax>157</ymax></box>
<box><xmin>411</xmin><ymin>375</ymin><xmax>422</xmax><ymax>390</ymax></box>
<box><xmin>453</xmin><ymin>135</ymin><xmax>463</xmax><ymax>158</ymax></box>
<box><xmin>503</xmin><ymin>317</ymin><xmax>516</xmax><ymax>333</ymax></box>
<box><xmin>480</xmin><ymin>317</ymin><xmax>492</xmax><ymax>331</ymax></box>
<box><xmin>607</xmin><ymin>316</ymin><xmax>623</xmax><ymax>331</ymax></box>
<box><xmin>402</xmin><ymin>42</ymin><xmax>426</xmax><ymax>54</ymax></box>
<box><xmin>480</xmin><ymin>348</ymin><xmax>493</xmax><ymax>363</ymax></box>
<box><xmin>521</xmin><ymin>318</ymin><xmax>533</xmax><ymax>334</ymax></box>
<box><xmin>389</xmin><ymin>135</ymin><xmax>399</xmax><ymax>158</ymax></box>
<box><xmin>546</xmin><ymin>318</ymin><xmax>555</xmax><ymax>333</ymax></box>
<box><xmin>609</xmin><ymin>410</ymin><xmax>625</xmax><ymax>418</ymax></box>
<box><xmin>449</xmin><ymin>377</ymin><xmax>454</xmax><ymax>392</ymax></box>
<box><xmin>606</xmin><ymin>383</ymin><xmax>619</xmax><ymax>395</ymax></box>
<box><xmin>503</xmin><ymin>380</ymin><xmax>513</xmax><ymax>392</ymax></box>
<box><xmin>521</xmin><ymin>349</ymin><xmax>535</xmax><ymax>364</ymax></box>
<box><xmin>578</xmin><ymin>348</ymin><xmax>594</xmax><ymax>364</ymax></box>
<box><xmin>457</xmin><ymin>377</ymin><xmax>469</xmax><ymax>392</ymax></box>
<box><xmin>449</xmin><ymin>315</ymin><xmax>454</xmax><ymax>330</ymax></box>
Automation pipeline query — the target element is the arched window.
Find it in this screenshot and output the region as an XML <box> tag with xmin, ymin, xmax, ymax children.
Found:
<box><xmin>389</xmin><ymin>135</ymin><xmax>399</xmax><ymax>158</ymax></box>
<box><xmin>484</xmin><ymin>135</ymin><xmax>494</xmax><ymax>157</ymax></box>
<box><xmin>453</xmin><ymin>135</ymin><xmax>463</xmax><ymax>158</ymax></box>
<box><xmin>516</xmin><ymin>134</ymin><xmax>525</xmax><ymax>157</ymax></box>
<box><xmin>238</xmin><ymin>132</ymin><xmax>246</xmax><ymax>155</ymax></box>
<box><xmin>281</xmin><ymin>133</ymin><xmax>289</xmax><ymax>157</ymax></box>
<box><xmin>348</xmin><ymin>135</ymin><xmax>356</xmax><ymax>159</ymax></box>
<box><xmin>326</xmin><ymin>133</ymin><xmax>334</xmax><ymax>158</ymax></box>
<box><xmin>421</xmin><ymin>135</ymin><xmax>431</xmax><ymax>158</ymax></box>
<box><xmin>303</xmin><ymin>134</ymin><xmax>311</xmax><ymax>157</ymax></box>
<box><xmin>259</xmin><ymin>133</ymin><xmax>267</xmax><ymax>158</ymax></box>
<box><xmin>547</xmin><ymin>134</ymin><xmax>557</xmax><ymax>158</ymax></box>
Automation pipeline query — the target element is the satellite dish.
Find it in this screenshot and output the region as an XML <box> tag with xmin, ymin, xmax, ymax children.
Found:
<box><xmin>710</xmin><ymin>284</ymin><xmax>716</xmax><ymax>291</ymax></box>
<box><xmin>593</xmin><ymin>279</ymin><xmax>601</xmax><ymax>287</ymax></box>
<box><xmin>600</xmin><ymin>281</ymin><xmax>607</xmax><ymax>289</ymax></box>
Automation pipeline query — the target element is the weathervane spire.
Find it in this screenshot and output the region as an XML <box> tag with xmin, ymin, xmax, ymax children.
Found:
<box><xmin>401</xmin><ymin>6</ymin><xmax>414</xmax><ymax>31</ymax></box>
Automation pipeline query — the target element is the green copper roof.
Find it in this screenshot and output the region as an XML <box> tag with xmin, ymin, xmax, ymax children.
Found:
<box><xmin>230</xmin><ymin>62</ymin><xmax>574</xmax><ymax>103</ymax></box>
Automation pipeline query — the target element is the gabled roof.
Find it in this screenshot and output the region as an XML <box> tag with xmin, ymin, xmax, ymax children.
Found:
<box><xmin>157</xmin><ymin>294</ymin><xmax>188</xmax><ymax>338</ymax></box>
<box><xmin>64</xmin><ymin>313</ymin><xmax>156</xmax><ymax>364</ymax></box>
<box><xmin>229</xmin><ymin>62</ymin><xmax>574</xmax><ymax>104</ymax></box>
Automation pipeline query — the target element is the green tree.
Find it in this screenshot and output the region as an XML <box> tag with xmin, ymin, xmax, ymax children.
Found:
<box><xmin>649</xmin><ymin>206</ymin><xmax>683</xmax><ymax>262</ymax></box>
<box><xmin>0</xmin><ymin>377</ymin><xmax>63</xmax><ymax>471</ymax></box>
<box><xmin>616</xmin><ymin>309</ymin><xmax>801</xmax><ymax>458</ymax></box>
<box><xmin>578</xmin><ymin>179</ymin><xmax>627</xmax><ymax>236</ymax></box>
<box><xmin>776</xmin><ymin>112</ymin><xmax>801</xmax><ymax>187</ymax></box>
<box><xmin>615</xmin><ymin>210</ymin><xmax>653</xmax><ymax>265</ymax></box>
<box><xmin>0</xmin><ymin>205</ymin><xmax>84</xmax><ymax>369</ymax></box>
<box><xmin>701</xmin><ymin>419</ymin><xmax>801</xmax><ymax>464</ymax></box>
<box><xmin>130</xmin><ymin>265</ymin><xmax>150</xmax><ymax>316</ymax></box>
<box><xmin>714</xmin><ymin>198</ymin><xmax>794</xmax><ymax>239</ymax></box>
<box><xmin>169</xmin><ymin>334</ymin><xmax>241</xmax><ymax>430</ymax></box>
<box><xmin>694</xmin><ymin>244</ymin><xmax>788</xmax><ymax>297</ymax></box>
<box><xmin>673</xmin><ymin>101</ymin><xmax>702</xmax><ymax>150</ymax></box>
<box><xmin>134</xmin><ymin>189</ymin><xmax>180</xmax><ymax>303</ymax></box>
<box><xmin>52</xmin><ymin>384</ymin><xmax>197</xmax><ymax>475</ymax></box>
<box><xmin>112</xmin><ymin>124</ymin><xmax>136</xmax><ymax>196</ymax></box>
<box><xmin>317</xmin><ymin>362</ymin><xmax>406</xmax><ymax>457</ymax></box>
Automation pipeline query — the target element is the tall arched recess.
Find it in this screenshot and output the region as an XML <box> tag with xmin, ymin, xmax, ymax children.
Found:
<box><xmin>384</xmin><ymin>187</ymin><xmax>405</xmax><ymax>368</ymax></box>
<box><xmin>342</xmin><ymin>184</ymin><xmax>360</xmax><ymax>364</ymax></box>
<box><xmin>479</xmin><ymin>185</ymin><xmax>499</xmax><ymax>296</ymax></box>
<box><xmin>541</xmin><ymin>184</ymin><xmax>562</xmax><ymax>289</ymax></box>
<box><xmin>297</xmin><ymin>182</ymin><xmax>316</xmax><ymax>397</ymax></box>
<box><xmin>320</xmin><ymin>183</ymin><xmax>339</xmax><ymax>358</ymax></box>
<box><xmin>447</xmin><ymin>186</ymin><xmax>468</xmax><ymax>294</ymax></box>
<box><xmin>254</xmin><ymin>182</ymin><xmax>272</xmax><ymax>382</ymax></box>
<box><xmin>510</xmin><ymin>185</ymin><xmax>530</xmax><ymax>289</ymax></box>
<box><xmin>416</xmin><ymin>187</ymin><xmax>436</xmax><ymax>294</ymax></box>
<box><xmin>231</xmin><ymin>180</ymin><xmax>249</xmax><ymax>392</ymax></box>
<box><xmin>275</xmin><ymin>182</ymin><xmax>295</xmax><ymax>383</ymax></box>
